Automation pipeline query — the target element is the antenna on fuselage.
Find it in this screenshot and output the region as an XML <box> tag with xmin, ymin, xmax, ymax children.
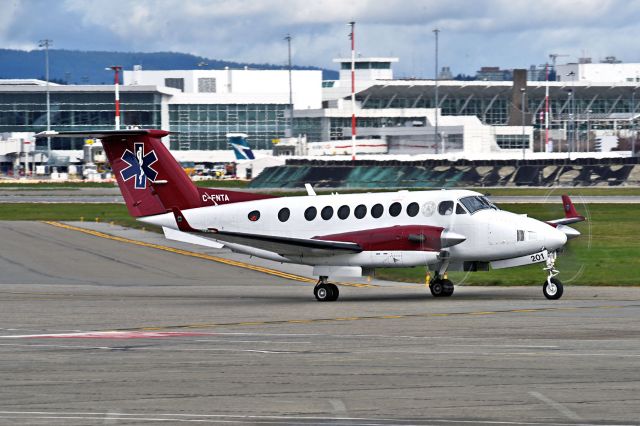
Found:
<box><xmin>305</xmin><ymin>183</ymin><xmax>317</xmax><ymax>196</ymax></box>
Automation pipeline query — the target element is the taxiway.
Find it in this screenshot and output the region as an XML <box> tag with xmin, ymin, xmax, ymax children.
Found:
<box><xmin>0</xmin><ymin>221</ymin><xmax>639</xmax><ymax>425</ymax></box>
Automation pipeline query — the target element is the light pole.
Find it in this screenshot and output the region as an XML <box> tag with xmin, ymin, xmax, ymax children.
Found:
<box><xmin>38</xmin><ymin>39</ymin><xmax>52</xmax><ymax>158</ymax></box>
<box><xmin>106</xmin><ymin>66</ymin><xmax>122</xmax><ymax>129</ymax></box>
<box><xmin>632</xmin><ymin>86</ymin><xmax>637</xmax><ymax>156</ymax></box>
<box><xmin>284</xmin><ymin>34</ymin><xmax>293</xmax><ymax>138</ymax></box>
<box><xmin>521</xmin><ymin>88</ymin><xmax>526</xmax><ymax>160</ymax></box>
<box><xmin>566</xmin><ymin>71</ymin><xmax>576</xmax><ymax>156</ymax></box>
<box><xmin>433</xmin><ymin>28</ymin><xmax>440</xmax><ymax>154</ymax></box>
<box><xmin>586</xmin><ymin>109</ymin><xmax>592</xmax><ymax>152</ymax></box>
<box><xmin>349</xmin><ymin>21</ymin><xmax>356</xmax><ymax>161</ymax></box>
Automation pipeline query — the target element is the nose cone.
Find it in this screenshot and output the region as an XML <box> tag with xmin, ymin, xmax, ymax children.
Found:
<box><xmin>545</xmin><ymin>226</ymin><xmax>567</xmax><ymax>250</ymax></box>
<box><xmin>440</xmin><ymin>230</ymin><xmax>466</xmax><ymax>248</ymax></box>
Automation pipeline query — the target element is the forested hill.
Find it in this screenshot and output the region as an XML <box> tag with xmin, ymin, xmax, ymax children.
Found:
<box><xmin>0</xmin><ymin>49</ymin><xmax>338</xmax><ymax>84</ymax></box>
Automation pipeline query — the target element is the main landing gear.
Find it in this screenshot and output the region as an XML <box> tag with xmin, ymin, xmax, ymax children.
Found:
<box><xmin>314</xmin><ymin>276</ymin><xmax>339</xmax><ymax>302</ymax></box>
<box><xmin>542</xmin><ymin>251</ymin><xmax>563</xmax><ymax>300</ymax></box>
<box><xmin>428</xmin><ymin>273</ymin><xmax>454</xmax><ymax>298</ymax></box>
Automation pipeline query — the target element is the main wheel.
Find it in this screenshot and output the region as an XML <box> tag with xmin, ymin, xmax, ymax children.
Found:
<box><xmin>327</xmin><ymin>283</ymin><xmax>339</xmax><ymax>301</ymax></box>
<box><xmin>543</xmin><ymin>277</ymin><xmax>563</xmax><ymax>300</ymax></box>
<box><xmin>441</xmin><ymin>279</ymin><xmax>454</xmax><ymax>297</ymax></box>
<box><xmin>314</xmin><ymin>283</ymin><xmax>334</xmax><ymax>302</ymax></box>
<box><xmin>429</xmin><ymin>279</ymin><xmax>444</xmax><ymax>297</ymax></box>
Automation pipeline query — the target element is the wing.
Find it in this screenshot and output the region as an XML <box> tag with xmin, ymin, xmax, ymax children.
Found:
<box><xmin>169</xmin><ymin>207</ymin><xmax>361</xmax><ymax>256</ymax></box>
<box><xmin>211</xmin><ymin>230</ymin><xmax>362</xmax><ymax>256</ymax></box>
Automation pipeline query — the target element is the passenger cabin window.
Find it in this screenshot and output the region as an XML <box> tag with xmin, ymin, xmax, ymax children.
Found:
<box><xmin>248</xmin><ymin>210</ymin><xmax>260</xmax><ymax>222</ymax></box>
<box><xmin>278</xmin><ymin>208</ymin><xmax>290</xmax><ymax>222</ymax></box>
<box><xmin>304</xmin><ymin>206</ymin><xmax>317</xmax><ymax>221</ymax></box>
<box><xmin>354</xmin><ymin>204</ymin><xmax>367</xmax><ymax>219</ymax></box>
<box><xmin>371</xmin><ymin>203</ymin><xmax>384</xmax><ymax>218</ymax></box>
<box><xmin>459</xmin><ymin>196</ymin><xmax>498</xmax><ymax>214</ymax></box>
<box><xmin>406</xmin><ymin>202</ymin><xmax>419</xmax><ymax>217</ymax></box>
<box><xmin>389</xmin><ymin>202</ymin><xmax>402</xmax><ymax>217</ymax></box>
<box><xmin>321</xmin><ymin>206</ymin><xmax>334</xmax><ymax>220</ymax></box>
<box><xmin>438</xmin><ymin>201</ymin><xmax>454</xmax><ymax>216</ymax></box>
<box><xmin>338</xmin><ymin>205</ymin><xmax>350</xmax><ymax>220</ymax></box>
<box><xmin>456</xmin><ymin>204</ymin><xmax>467</xmax><ymax>214</ymax></box>
<box><xmin>517</xmin><ymin>230</ymin><xmax>525</xmax><ymax>242</ymax></box>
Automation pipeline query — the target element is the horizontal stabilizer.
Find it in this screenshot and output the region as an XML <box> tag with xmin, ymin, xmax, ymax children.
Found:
<box><xmin>162</xmin><ymin>227</ymin><xmax>224</xmax><ymax>249</ymax></box>
<box><xmin>547</xmin><ymin>195</ymin><xmax>586</xmax><ymax>226</ymax></box>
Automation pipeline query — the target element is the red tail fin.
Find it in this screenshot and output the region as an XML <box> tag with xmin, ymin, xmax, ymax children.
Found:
<box><xmin>37</xmin><ymin>129</ymin><xmax>275</xmax><ymax>217</ymax></box>
<box><xmin>101</xmin><ymin>130</ymin><xmax>202</xmax><ymax>216</ymax></box>
<box><xmin>561</xmin><ymin>194</ymin><xmax>584</xmax><ymax>221</ymax></box>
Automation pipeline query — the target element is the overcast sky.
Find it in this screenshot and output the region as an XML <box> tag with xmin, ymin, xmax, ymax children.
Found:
<box><xmin>3</xmin><ymin>0</ymin><xmax>640</xmax><ymax>77</ymax></box>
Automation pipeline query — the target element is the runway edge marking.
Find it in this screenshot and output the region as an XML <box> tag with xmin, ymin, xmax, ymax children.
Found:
<box><xmin>43</xmin><ymin>221</ymin><xmax>374</xmax><ymax>288</ymax></box>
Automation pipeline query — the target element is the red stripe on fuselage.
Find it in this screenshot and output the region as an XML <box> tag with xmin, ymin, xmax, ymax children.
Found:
<box><xmin>315</xmin><ymin>225</ymin><xmax>443</xmax><ymax>252</ymax></box>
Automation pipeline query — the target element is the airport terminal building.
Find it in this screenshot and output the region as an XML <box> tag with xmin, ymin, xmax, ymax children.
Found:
<box><xmin>1</xmin><ymin>57</ymin><xmax>640</xmax><ymax>165</ymax></box>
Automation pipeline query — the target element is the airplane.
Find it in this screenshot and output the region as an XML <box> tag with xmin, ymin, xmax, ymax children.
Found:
<box><xmin>227</xmin><ymin>133</ymin><xmax>255</xmax><ymax>160</ymax></box>
<box><xmin>37</xmin><ymin>129</ymin><xmax>585</xmax><ymax>302</ymax></box>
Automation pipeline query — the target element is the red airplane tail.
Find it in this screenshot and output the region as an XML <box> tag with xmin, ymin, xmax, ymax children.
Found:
<box><xmin>37</xmin><ymin>129</ymin><xmax>275</xmax><ymax>217</ymax></box>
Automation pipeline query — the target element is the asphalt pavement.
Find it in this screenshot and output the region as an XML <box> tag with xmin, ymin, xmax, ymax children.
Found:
<box><xmin>0</xmin><ymin>221</ymin><xmax>639</xmax><ymax>425</ymax></box>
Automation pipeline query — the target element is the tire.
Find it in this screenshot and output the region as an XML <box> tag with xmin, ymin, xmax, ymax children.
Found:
<box><xmin>314</xmin><ymin>283</ymin><xmax>332</xmax><ymax>302</ymax></box>
<box><xmin>543</xmin><ymin>277</ymin><xmax>563</xmax><ymax>300</ymax></box>
<box><xmin>441</xmin><ymin>279</ymin><xmax>454</xmax><ymax>297</ymax></box>
<box><xmin>430</xmin><ymin>280</ymin><xmax>444</xmax><ymax>297</ymax></box>
<box><xmin>328</xmin><ymin>284</ymin><xmax>339</xmax><ymax>301</ymax></box>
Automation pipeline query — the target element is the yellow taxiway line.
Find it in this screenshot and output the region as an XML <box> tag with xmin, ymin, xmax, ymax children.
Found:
<box><xmin>43</xmin><ymin>221</ymin><xmax>374</xmax><ymax>288</ymax></box>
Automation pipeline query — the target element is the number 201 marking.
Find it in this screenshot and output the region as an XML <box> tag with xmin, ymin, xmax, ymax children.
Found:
<box><xmin>530</xmin><ymin>253</ymin><xmax>545</xmax><ymax>262</ymax></box>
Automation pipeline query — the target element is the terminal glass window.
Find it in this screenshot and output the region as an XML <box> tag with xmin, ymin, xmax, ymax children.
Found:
<box><xmin>169</xmin><ymin>103</ymin><xmax>288</xmax><ymax>150</ymax></box>
<box><xmin>198</xmin><ymin>78</ymin><xmax>216</xmax><ymax>93</ymax></box>
<box><xmin>165</xmin><ymin>78</ymin><xmax>185</xmax><ymax>92</ymax></box>
<box><xmin>0</xmin><ymin>92</ymin><xmax>161</xmax><ymax>150</ymax></box>
<box><xmin>496</xmin><ymin>135</ymin><xmax>530</xmax><ymax>149</ymax></box>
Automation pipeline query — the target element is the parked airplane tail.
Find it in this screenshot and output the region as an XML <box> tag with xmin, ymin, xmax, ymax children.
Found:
<box><xmin>36</xmin><ymin>129</ymin><xmax>275</xmax><ymax>217</ymax></box>
<box><xmin>227</xmin><ymin>133</ymin><xmax>255</xmax><ymax>160</ymax></box>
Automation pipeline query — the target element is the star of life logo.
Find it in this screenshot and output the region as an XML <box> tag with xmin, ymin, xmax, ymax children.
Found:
<box><xmin>120</xmin><ymin>142</ymin><xmax>158</xmax><ymax>189</ymax></box>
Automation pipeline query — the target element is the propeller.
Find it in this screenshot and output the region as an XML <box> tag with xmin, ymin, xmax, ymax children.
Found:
<box><xmin>538</xmin><ymin>189</ymin><xmax>592</xmax><ymax>284</ymax></box>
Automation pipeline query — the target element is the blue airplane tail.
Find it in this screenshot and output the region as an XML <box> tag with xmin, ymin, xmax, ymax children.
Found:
<box><xmin>227</xmin><ymin>133</ymin><xmax>255</xmax><ymax>160</ymax></box>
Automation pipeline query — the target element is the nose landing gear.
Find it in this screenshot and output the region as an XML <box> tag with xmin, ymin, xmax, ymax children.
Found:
<box><xmin>543</xmin><ymin>251</ymin><xmax>564</xmax><ymax>300</ymax></box>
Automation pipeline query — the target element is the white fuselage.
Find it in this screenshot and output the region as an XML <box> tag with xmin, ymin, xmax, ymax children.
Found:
<box><xmin>143</xmin><ymin>189</ymin><xmax>567</xmax><ymax>270</ymax></box>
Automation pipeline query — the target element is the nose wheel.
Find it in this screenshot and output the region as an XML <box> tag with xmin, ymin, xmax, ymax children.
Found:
<box><xmin>542</xmin><ymin>251</ymin><xmax>564</xmax><ymax>300</ymax></box>
<box><xmin>314</xmin><ymin>276</ymin><xmax>339</xmax><ymax>302</ymax></box>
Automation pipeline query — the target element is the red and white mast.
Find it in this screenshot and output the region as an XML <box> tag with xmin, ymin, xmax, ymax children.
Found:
<box><xmin>545</xmin><ymin>63</ymin><xmax>550</xmax><ymax>151</ymax></box>
<box><xmin>107</xmin><ymin>65</ymin><xmax>123</xmax><ymax>130</ymax></box>
<box><xmin>349</xmin><ymin>21</ymin><xmax>356</xmax><ymax>161</ymax></box>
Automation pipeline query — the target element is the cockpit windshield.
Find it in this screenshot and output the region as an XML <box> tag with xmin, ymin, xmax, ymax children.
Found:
<box><xmin>459</xmin><ymin>196</ymin><xmax>499</xmax><ymax>214</ymax></box>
